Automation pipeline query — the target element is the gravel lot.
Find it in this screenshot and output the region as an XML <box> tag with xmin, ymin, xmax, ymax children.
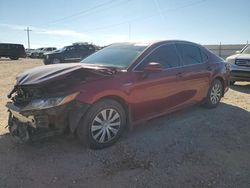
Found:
<box><xmin>0</xmin><ymin>58</ymin><xmax>250</xmax><ymax>188</ymax></box>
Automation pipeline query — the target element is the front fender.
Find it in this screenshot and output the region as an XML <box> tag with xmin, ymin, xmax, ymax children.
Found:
<box><xmin>68</xmin><ymin>101</ymin><xmax>90</xmax><ymax>132</ymax></box>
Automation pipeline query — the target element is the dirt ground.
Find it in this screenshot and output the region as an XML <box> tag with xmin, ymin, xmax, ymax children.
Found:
<box><xmin>0</xmin><ymin>58</ymin><xmax>249</xmax><ymax>188</ymax></box>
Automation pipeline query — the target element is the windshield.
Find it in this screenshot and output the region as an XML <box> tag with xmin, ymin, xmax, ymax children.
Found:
<box><xmin>81</xmin><ymin>43</ymin><xmax>148</xmax><ymax>69</ymax></box>
<box><xmin>241</xmin><ymin>45</ymin><xmax>250</xmax><ymax>54</ymax></box>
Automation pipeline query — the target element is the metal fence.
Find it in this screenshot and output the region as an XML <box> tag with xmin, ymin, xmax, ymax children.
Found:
<box><xmin>203</xmin><ymin>43</ymin><xmax>248</xmax><ymax>59</ymax></box>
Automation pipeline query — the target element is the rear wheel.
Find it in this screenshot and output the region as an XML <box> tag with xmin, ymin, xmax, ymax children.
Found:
<box><xmin>77</xmin><ymin>99</ymin><xmax>126</xmax><ymax>149</ymax></box>
<box><xmin>204</xmin><ymin>79</ymin><xmax>223</xmax><ymax>108</ymax></box>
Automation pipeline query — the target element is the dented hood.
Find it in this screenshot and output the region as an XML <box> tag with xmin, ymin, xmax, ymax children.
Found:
<box><xmin>16</xmin><ymin>63</ymin><xmax>109</xmax><ymax>85</ymax></box>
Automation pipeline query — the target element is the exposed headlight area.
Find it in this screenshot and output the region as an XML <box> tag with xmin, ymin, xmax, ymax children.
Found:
<box><xmin>225</xmin><ymin>58</ymin><xmax>235</xmax><ymax>64</ymax></box>
<box><xmin>22</xmin><ymin>92</ymin><xmax>79</xmax><ymax>111</ymax></box>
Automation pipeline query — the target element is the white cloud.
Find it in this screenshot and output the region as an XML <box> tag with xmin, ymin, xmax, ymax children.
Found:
<box><xmin>0</xmin><ymin>23</ymin><xmax>89</xmax><ymax>39</ymax></box>
<box><xmin>36</xmin><ymin>29</ymin><xmax>89</xmax><ymax>38</ymax></box>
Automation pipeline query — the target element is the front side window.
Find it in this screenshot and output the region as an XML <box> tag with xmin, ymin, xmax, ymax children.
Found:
<box><xmin>137</xmin><ymin>44</ymin><xmax>181</xmax><ymax>70</ymax></box>
<box><xmin>176</xmin><ymin>43</ymin><xmax>203</xmax><ymax>65</ymax></box>
<box><xmin>66</xmin><ymin>46</ymin><xmax>75</xmax><ymax>52</ymax></box>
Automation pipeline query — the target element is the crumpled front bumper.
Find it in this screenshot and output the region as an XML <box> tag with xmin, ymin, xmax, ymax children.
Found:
<box><xmin>6</xmin><ymin>100</ymin><xmax>90</xmax><ymax>141</ymax></box>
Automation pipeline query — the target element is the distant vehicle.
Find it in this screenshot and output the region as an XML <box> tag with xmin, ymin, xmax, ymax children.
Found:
<box><xmin>0</xmin><ymin>43</ymin><xmax>26</xmax><ymax>60</ymax></box>
<box><xmin>226</xmin><ymin>44</ymin><xmax>250</xmax><ymax>84</ymax></box>
<box><xmin>25</xmin><ymin>48</ymin><xmax>35</xmax><ymax>57</ymax></box>
<box><xmin>38</xmin><ymin>47</ymin><xmax>57</xmax><ymax>58</ymax></box>
<box><xmin>30</xmin><ymin>48</ymin><xmax>44</xmax><ymax>58</ymax></box>
<box><xmin>43</xmin><ymin>43</ymin><xmax>97</xmax><ymax>64</ymax></box>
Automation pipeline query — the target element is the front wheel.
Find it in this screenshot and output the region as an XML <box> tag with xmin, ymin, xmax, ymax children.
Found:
<box><xmin>51</xmin><ymin>58</ymin><xmax>60</xmax><ymax>64</ymax></box>
<box><xmin>77</xmin><ymin>99</ymin><xmax>126</xmax><ymax>149</ymax></box>
<box><xmin>204</xmin><ymin>79</ymin><xmax>223</xmax><ymax>108</ymax></box>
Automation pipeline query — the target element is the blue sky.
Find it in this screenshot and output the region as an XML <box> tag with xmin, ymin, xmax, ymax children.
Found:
<box><xmin>0</xmin><ymin>0</ymin><xmax>249</xmax><ymax>48</ymax></box>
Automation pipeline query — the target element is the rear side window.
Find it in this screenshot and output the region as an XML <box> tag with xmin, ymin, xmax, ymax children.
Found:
<box><xmin>176</xmin><ymin>43</ymin><xmax>204</xmax><ymax>66</ymax></box>
<box><xmin>138</xmin><ymin>44</ymin><xmax>180</xmax><ymax>69</ymax></box>
<box><xmin>200</xmin><ymin>49</ymin><xmax>208</xmax><ymax>62</ymax></box>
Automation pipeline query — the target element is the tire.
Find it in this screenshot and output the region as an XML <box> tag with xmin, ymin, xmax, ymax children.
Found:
<box><xmin>77</xmin><ymin>99</ymin><xmax>126</xmax><ymax>149</ymax></box>
<box><xmin>204</xmin><ymin>79</ymin><xmax>223</xmax><ymax>108</ymax></box>
<box><xmin>52</xmin><ymin>58</ymin><xmax>60</xmax><ymax>64</ymax></box>
<box><xmin>230</xmin><ymin>81</ymin><xmax>235</xmax><ymax>85</ymax></box>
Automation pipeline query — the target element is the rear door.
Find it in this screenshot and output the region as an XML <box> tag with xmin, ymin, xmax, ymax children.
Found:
<box><xmin>175</xmin><ymin>42</ymin><xmax>211</xmax><ymax>103</ymax></box>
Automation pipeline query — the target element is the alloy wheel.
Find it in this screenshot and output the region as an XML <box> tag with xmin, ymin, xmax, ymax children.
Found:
<box><xmin>210</xmin><ymin>83</ymin><xmax>222</xmax><ymax>104</ymax></box>
<box><xmin>91</xmin><ymin>108</ymin><xmax>121</xmax><ymax>143</ymax></box>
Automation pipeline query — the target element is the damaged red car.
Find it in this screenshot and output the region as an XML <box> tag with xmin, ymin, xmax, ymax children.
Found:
<box><xmin>6</xmin><ymin>41</ymin><xmax>230</xmax><ymax>149</ymax></box>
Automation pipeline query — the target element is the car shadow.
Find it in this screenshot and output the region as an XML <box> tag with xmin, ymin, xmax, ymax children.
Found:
<box><xmin>230</xmin><ymin>82</ymin><xmax>250</xmax><ymax>94</ymax></box>
<box><xmin>0</xmin><ymin>102</ymin><xmax>250</xmax><ymax>187</ymax></box>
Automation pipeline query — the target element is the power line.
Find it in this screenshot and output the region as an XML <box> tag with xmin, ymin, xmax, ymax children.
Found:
<box><xmin>78</xmin><ymin>0</ymin><xmax>207</xmax><ymax>34</ymax></box>
<box><xmin>24</xmin><ymin>27</ymin><xmax>32</xmax><ymax>48</ymax></box>
<box><xmin>40</xmin><ymin>0</ymin><xmax>124</xmax><ymax>27</ymax></box>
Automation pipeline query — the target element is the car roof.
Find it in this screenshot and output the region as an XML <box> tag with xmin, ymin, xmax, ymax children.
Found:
<box><xmin>110</xmin><ymin>40</ymin><xmax>201</xmax><ymax>48</ymax></box>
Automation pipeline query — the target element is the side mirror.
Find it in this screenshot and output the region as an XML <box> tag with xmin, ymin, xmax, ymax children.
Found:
<box><xmin>235</xmin><ymin>50</ymin><xmax>241</xmax><ymax>54</ymax></box>
<box><xmin>143</xmin><ymin>62</ymin><xmax>164</xmax><ymax>73</ymax></box>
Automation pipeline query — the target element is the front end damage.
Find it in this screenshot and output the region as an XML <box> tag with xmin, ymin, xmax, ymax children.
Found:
<box><xmin>6</xmin><ymin>87</ymin><xmax>89</xmax><ymax>143</ymax></box>
<box><xmin>5</xmin><ymin>63</ymin><xmax>113</xmax><ymax>143</ymax></box>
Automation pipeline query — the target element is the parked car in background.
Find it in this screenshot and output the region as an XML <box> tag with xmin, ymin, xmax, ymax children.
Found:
<box><xmin>25</xmin><ymin>48</ymin><xmax>35</xmax><ymax>57</ymax></box>
<box><xmin>226</xmin><ymin>44</ymin><xmax>250</xmax><ymax>84</ymax></box>
<box><xmin>6</xmin><ymin>40</ymin><xmax>230</xmax><ymax>149</ymax></box>
<box><xmin>30</xmin><ymin>48</ymin><xmax>44</xmax><ymax>58</ymax></box>
<box><xmin>38</xmin><ymin>47</ymin><xmax>57</xmax><ymax>58</ymax></box>
<box><xmin>43</xmin><ymin>43</ymin><xmax>97</xmax><ymax>64</ymax></box>
<box><xmin>0</xmin><ymin>43</ymin><xmax>26</xmax><ymax>60</ymax></box>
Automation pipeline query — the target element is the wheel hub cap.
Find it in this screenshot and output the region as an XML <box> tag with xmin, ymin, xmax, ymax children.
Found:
<box><xmin>210</xmin><ymin>83</ymin><xmax>221</xmax><ymax>104</ymax></box>
<box><xmin>91</xmin><ymin>108</ymin><xmax>121</xmax><ymax>143</ymax></box>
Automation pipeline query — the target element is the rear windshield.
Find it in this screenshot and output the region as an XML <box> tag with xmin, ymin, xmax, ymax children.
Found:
<box><xmin>81</xmin><ymin>43</ymin><xmax>148</xmax><ymax>69</ymax></box>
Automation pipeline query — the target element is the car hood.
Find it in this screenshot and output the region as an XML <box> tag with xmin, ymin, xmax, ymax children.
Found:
<box><xmin>16</xmin><ymin>63</ymin><xmax>111</xmax><ymax>86</ymax></box>
<box><xmin>227</xmin><ymin>53</ymin><xmax>250</xmax><ymax>60</ymax></box>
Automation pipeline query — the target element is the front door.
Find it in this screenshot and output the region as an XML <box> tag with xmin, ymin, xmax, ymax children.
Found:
<box><xmin>129</xmin><ymin>44</ymin><xmax>185</xmax><ymax>122</ymax></box>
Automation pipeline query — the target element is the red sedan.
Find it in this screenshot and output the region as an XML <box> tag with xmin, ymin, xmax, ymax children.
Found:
<box><xmin>6</xmin><ymin>40</ymin><xmax>230</xmax><ymax>149</ymax></box>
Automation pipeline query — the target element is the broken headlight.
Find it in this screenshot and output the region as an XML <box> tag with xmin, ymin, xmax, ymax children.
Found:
<box><xmin>22</xmin><ymin>92</ymin><xmax>79</xmax><ymax>111</ymax></box>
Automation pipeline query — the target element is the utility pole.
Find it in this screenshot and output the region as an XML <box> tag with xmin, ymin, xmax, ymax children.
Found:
<box><xmin>24</xmin><ymin>27</ymin><xmax>32</xmax><ymax>49</ymax></box>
